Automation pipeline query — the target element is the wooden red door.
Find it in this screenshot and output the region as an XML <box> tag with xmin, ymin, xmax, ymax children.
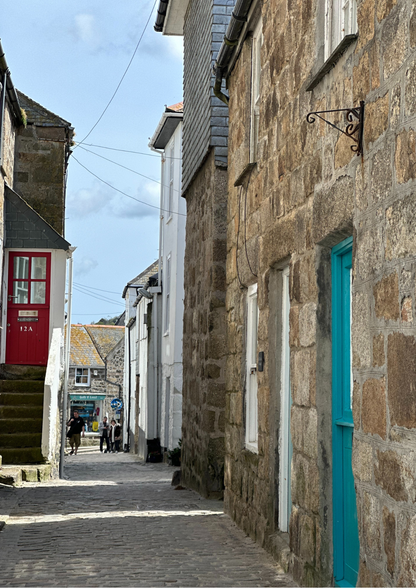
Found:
<box><xmin>6</xmin><ymin>252</ymin><xmax>51</xmax><ymax>366</ymax></box>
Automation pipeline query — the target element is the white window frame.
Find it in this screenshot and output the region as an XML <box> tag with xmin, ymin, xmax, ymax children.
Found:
<box><xmin>75</xmin><ymin>367</ymin><xmax>90</xmax><ymax>387</ymax></box>
<box><xmin>164</xmin><ymin>254</ymin><xmax>171</xmax><ymax>335</ymax></box>
<box><xmin>324</xmin><ymin>0</ymin><xmax>357</xmax><ymax>60</ymax></box>
<box><xmin>279</xmin><ymin>267</ymin><xmax>292</xmax><ymax>532</ymax></box>
<box><xmin>245</xmin><ymin>283</ymin><xmax>259</xmax><ymax>452</ymax></box>
<box><xmin>250</xmin><ymin>18</ymin><xmax>263</xmax><ymax>163</ymax></box>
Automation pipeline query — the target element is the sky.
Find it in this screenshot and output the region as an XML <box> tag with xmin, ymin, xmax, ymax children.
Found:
<box><xmin>1</xmin><ymin>1</ymin><xmax>183</xmax><ymax>324</ymax></box>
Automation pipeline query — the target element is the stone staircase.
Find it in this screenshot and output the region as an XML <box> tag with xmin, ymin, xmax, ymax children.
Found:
<box><xmin>0</xmin><ymin>368</ymin><xmax>46</xmax><ymax>465</ymax></box>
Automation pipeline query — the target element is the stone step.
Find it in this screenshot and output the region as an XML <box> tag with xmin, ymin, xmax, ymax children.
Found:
<box><xmin>0</xmin><ymin>380</ymin><xmax>44</xmax><ymax>393</ymax></box>
<box><xmin>0</xmin><ymin>405</ymin><xmax>43</xmax><ymax>419</ymax></box>
<box><xmin>0</xmin><ymin>418</ymin><xmax>43</xmax><ymax>434</ymax></box>
<box><xmin>0</xmin><ymin>365</ymin><xmax>46</xmax><ymax>381</ymax></box>
<box><xmin>0</xmin><ymin>463</ymin><xmax>53</xmax><ymax>485</ymax></box>
<box><xmin>0</xmin><ymin>432</ymin><xmax>41</xmax><ymax>448</ymax></box>
<box><xmin>0</xmin><ymin>392</ymin><xmax>44</xmax><ymax>406</ymax></box>
<box><xmin>0</xmin><ymin>447</ymin><xmax>43</xmax><ymax>465</ymax></box>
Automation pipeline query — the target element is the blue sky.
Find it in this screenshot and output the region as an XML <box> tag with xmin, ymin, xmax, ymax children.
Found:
<box><xmin>2</xmin><ymin>1</ymin><xmax>183</xmax><ymax>323</ymax></box>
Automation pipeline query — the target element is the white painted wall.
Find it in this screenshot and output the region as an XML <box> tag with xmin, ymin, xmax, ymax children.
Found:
<box><xmin>160</xmin><ymin>122</ymin><xmax>186</xmax><ymax>451</ymax></box>
<box><xmin>42</xmin><ymin>327</ymin><xmax>64</xmax><ymax>461</ymax></box>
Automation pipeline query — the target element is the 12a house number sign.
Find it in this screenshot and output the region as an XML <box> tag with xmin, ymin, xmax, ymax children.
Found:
<box><xmin>20</xmin><ymin>325</ymin><xmax>33</xmax><ymax>332</ymax></box>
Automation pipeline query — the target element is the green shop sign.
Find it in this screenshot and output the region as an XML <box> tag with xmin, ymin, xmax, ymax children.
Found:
<box><xmin>70</xmin><ymin>394</ymin><xmax>106</xmax><ymax>401</ymax></box>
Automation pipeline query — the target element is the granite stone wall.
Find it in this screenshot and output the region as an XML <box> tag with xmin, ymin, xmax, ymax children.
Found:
<box><xmin>13</xmin><ymin>125</ymin><xmax>68</xmax><ymax>235</ymax></box>
<box><xmin>223</xmin><ymin>0</ymin><xmax>416</xmax><ymax>584</ymax></box>
<box><xmin>181</xmin><ymin>149</ymin><xmax>228</xmax><ymax>498</ymax></box>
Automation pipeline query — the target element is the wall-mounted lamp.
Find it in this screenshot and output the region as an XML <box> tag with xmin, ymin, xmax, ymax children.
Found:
<box><xmin>138</xmin><ymin>288</ymin><xmax>153</xmax><ymax>300</ymax></box>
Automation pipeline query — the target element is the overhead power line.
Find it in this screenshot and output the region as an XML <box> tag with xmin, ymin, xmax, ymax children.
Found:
<box><xmin>73</xmin><ymin>285</ymin><xmax>124</xmax><ymax>306</ymax></box>
<box><xmin>74</xmin><ymin>142</ymin><xmax>182</xmax><ymax>160</ymax></box>
<box><xmin>74</xmin><ymin>0</ymin><xmax>158</xmax><ymax>148</ymax></box>
<box><xmin>71</xmin><ymin>155</ymin><xmax>187</xmax><ymax>217</ymax></box>
<box><xmin>73</xmin><ymin>281</ymin><xmax>122</xmax><ymax>295</ymax></box>
<box><xmin>78</xmin><ymin>144</ymin><xmax>182</xmax><ymax>195</ymax></box>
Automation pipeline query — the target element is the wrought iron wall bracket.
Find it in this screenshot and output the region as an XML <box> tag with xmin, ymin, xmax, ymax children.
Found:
<box><xmin>306</xmin><ymin>101</ymin><xmax>365</xmax><ymax>155</ymax></box>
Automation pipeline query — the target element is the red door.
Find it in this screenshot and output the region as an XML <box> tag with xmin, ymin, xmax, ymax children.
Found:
<box><xmin>6</xmin><ymin>252</ymin><xmax>51</xmax><ymax>366</ymax></box>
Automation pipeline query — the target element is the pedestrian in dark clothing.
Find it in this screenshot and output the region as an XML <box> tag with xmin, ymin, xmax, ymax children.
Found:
<box><xmin>66</xmin><ymin>410</ymin><xmax>85</xmax><ymax>455</ymax></box>
<box><xmin>109</xmin><ymin>419</ymin><xmax>121</xmax><ymax>453</ymax></box>
<box><xmin>99</xmin><ymin>416</ymin><xmax>110</xmax><ymax>453</ymax></box>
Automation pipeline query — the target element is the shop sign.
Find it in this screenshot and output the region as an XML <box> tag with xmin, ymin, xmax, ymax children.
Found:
<box><xmin>70</xmin><ymin>394</ymin><xmax>106</xmax><ymax>401</ymax></box>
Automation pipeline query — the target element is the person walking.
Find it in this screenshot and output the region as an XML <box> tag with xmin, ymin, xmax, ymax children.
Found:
<box><xmin>109</xmin><ymin>419</ymin><xmax>121</xmax><ymax>453</ymax></box>
<box><xmin>66</xmin><ymin>410</ymin><xmax>85</xmax><ymax>455</ymax></box>
<box><xmin>98</xmin><ymin>416</ymin><xmax>110</xmax><ymax>453</ymax></box>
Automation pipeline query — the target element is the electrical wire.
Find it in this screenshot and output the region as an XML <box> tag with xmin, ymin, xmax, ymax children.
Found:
<box><xmin>74</xmin><ymin>0</ymin><xmax>158</xmax><ymax>149</ymax></box>
<box><xmin>73</xmin><ymin>285</ymin><xmax>124</xmax><ymax>306</ymax></box>
<box><xmin>71</xmin><ymin>155</ymin><xmax>187</xmax><ymax>218</ymax></box>
<box><xmin>77</xmin><ymin>144</ymin><xmax>181</xmax><ymax>195</ymax></box>
<box><xmin>73</xmin><ymin>281</ymin><xmax>121</xmax><ymax>295</ymax></box>
<box><xmin>74</xmin><ymin>142</ymin><xmax>182</xmax><ymax>160</ymax></box>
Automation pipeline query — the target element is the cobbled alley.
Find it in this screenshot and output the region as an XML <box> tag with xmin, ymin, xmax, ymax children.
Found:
<box><xmin>0</xmin><ymin>448</ymin><xmax>296</xmax><ymax>587</ymax></box>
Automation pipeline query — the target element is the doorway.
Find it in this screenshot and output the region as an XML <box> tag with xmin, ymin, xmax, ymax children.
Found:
<box><xmin>331</xmin><ymin>237</ymin><xmax>359</xmax><ymax>586</ymax></box>
<box><xmin>6</xmin><ymin>252</ymin><xmax>51</xmax><ymax>366</ymax></box>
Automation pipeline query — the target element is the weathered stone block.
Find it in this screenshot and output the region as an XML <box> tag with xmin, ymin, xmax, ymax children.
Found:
<box><xmin>357</xmin><ymin>0</ymin><xmax>375</xmax><ymax>50</ymax></box>
<box><xmin>395</xmin><ymin>129</ymin><xmax>416</xmax><ymax>184</ymax></box>
<box><xmin>374</xmin><ymin>449</ymin><xmax>412</xmax><ymax>501</ymax></box>
<box><xmin>371</xmin><ymin>144</ymin><xmax>392</xmax><ymax>203</ymax></box>
<box><xmin>365</xmin><ymin>94</ymin><xmax>389</xmax><ymax>145</ymax></box>
<box><xmin>362</xmin><ymin>377</ymin><xmax>387</xmax><ymax>438</ymax></box>
<box><xmin>374</xmin><ymin>273</ymin><xmax>400</xmax><ymax>321</ymax></box>
<box><xmin>352</xmin><ymin>437</ymin><xmax>373</xmax><ymax>482</ymax></box>
<box><xmin>383</xmin><ymin>506</ymin><xmax>396</xmax><ymax>576</ymax></box>
<box><xmin>353</xmin><ymin>51</ymin><xmax>370</xmax><ymax>103</ymax></box>
<box><xmin>386</xmin><ymin>193</ymin><xmax>416</xmax><ymax>260</ymax></box>
<box><xmin>382</xmin><ymin>3</ymin><xmax>408</xmax><ymax>78</ymax></box>
<box><xmin>373</xmin><ymin>333</ymin><xmax>385</xmax><ymax>366</ymax></box>
<box><xmin>398</xmin><ymin>513</ymin><xmax>416</xmax><ymax>586</ymax></box>
<box><xmin>401</xmin><ymin>296</ymin><xmax>413</xmax><ymax>322</ymax></box>
<box><xmin>387</xmin><ymin>332</ymin><xmax>416</xmax><ymax>428</ymax></box>
<box><xmin>362</xmin><ymin>490</ymin><xmax>382</xmax><ymax>554</ymax></box>
<box><xmin>292</xmin><ymin>348</ymin><xmax>311</xmax><ymax>406</ymax></box>
<box><xmin>312</xmin><ymin>175</ymin><xmax>353</xmax><ymax>244</ymax></box>
<box><xmin>352</xmin><ymin>291</ymin><xmax>371</xmax><ymax>368</ymax></box>
<box><xmin>299</xmin><ymin>302</ymin><xmax>316</xmax><ymax>347</ymax></box>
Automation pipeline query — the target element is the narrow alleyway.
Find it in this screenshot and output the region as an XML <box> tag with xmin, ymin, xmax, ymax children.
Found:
<box><xmin>0</xmin><ymin>449</ymin><xmax>296</xmax><ymax>587</ymax></box>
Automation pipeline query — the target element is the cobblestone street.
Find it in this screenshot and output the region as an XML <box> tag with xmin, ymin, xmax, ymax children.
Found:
<box><xmin>0</xmin><ymin>448</ymin><xmax>295</xmax><ymax>587</ymax></box>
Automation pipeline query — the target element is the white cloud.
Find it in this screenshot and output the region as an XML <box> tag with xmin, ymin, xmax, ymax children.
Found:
<box><xmin>67</xmin><ymin>181</ymin><xmax>114</xmax><ymax>216</ymax></box>
<box><xmin>73</xmin><ymin>14</ymin><xmax>101</xmax><ymax>50</ymax></box>
<box><xmin>74</xmin><ymin>257</ymin><xmax>99</xmax><ymax>277</ymax></box>
<box><xmin>110</xmin><ymin>181</ymin><xmax>160</xmax><ymax>218</ymax></box>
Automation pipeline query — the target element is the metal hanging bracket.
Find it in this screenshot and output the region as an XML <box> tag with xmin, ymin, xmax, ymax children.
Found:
<box><xmin>306</xmin><ymin>100</ymin><xmax>365</xmax><ymax>155</ymax></box>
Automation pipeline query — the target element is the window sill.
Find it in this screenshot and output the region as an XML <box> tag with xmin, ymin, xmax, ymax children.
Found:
<box><xmin>306</xmin><ymin>34</ymin><xmax>358</xmax><ymax>92</ymax></box>
<box><xmin>245</xmin><ymin>441</ymin><xmax>258</xmax><ymax>454</ymax></box>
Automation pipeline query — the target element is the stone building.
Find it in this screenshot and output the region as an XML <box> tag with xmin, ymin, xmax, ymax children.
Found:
<box><xmin>156</xmin><ymin>0</ymin><xmax>416</xmax><ymax>585</ymax></box>
<box><xmin>0</xmin><ymin>41</ymin><xmax>74</xmax><ymax>466</ymax></box>
<box><xmin>155</xmin><ymin>0</ymin><xmax>231</xmax><ymax>498</ymax></box>
<box><xmin>68</xmin><ymin>325</ymin><xmax>124</xmax><ymax>430</ymax></box>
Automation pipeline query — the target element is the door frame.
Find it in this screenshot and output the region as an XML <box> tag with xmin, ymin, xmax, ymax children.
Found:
<box><xmin>331</xmin><ymin>236</ymin><xmax>359</xmax><ymax>587</ymax></box>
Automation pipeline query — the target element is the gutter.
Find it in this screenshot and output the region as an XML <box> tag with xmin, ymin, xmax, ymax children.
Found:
<box><xmin>213</xmin><ymin>0</ymin><xmax>254</xmax><ymax>106</ymax></box>
<box><xmin>154</xmin><ymin>0</ymin><xmax>169</xmax><ymax>32</ymax></box>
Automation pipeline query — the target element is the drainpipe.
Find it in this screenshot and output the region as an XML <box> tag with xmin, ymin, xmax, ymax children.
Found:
<box><xmin>213</xmin><ymin>0</ymin><xmax>254</xmax><ymax>105</ymax></box>
<box><xmin>0</xmin><ymin>71</ymin><xmax>7</xmax><ymax>167</ymax></box>
<box><xmin>59</xmin><ymin>246</ymin><xmax>76</xmax><ymax>478</ymax></box>
<box><xmin>126</xmin><ymin>322</ymin><xmax>132</xmax><ymax>452</ymax></box>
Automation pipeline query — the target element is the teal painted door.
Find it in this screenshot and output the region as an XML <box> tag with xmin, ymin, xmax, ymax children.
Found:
<box><xmin>332</xmin><ymin>237</ymin><xmax>359</xmax><ymax>587</ymax></box>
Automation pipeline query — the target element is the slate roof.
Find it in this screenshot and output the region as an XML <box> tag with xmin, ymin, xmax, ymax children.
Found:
<box><xmin>69</xmin><ymin>325</ymin><xmax>104</xmax><ymax>368</ymax></box>
<box><xmin>69</xmin><ymin>324</ymin><xmax>124</xmax><ymax>367</ymax></box>
<box><xmin>5</xmin><ymin>185</ymin><xmax>71</xmax><ymax>250</ymax></box>
<box><xmin>17</xmin><ymin>91</ymin><xmax>72</xmax><ymax>128</ymax></box>
<box><xmin>85</xmin><ymin>325</ymin><xmax>124</xmax><ymax>359</ymax></box>
<box><xmin>122</xmin><ymin>260</ymin><xmax>159</xmax><ymax>298</ymax></box>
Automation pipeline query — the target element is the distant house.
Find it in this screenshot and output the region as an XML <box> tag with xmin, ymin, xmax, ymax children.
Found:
<box><xmin>68</xmin><ymin>325</ymin><xmax>124</xmax><ymax>431</ymax></box>
<box><xmin>122</xmin><ymin>261</ymin><xmax>160</xmax><ymax>456</ymax></box>
<box><xmin>149</xmin><ymin>103</ymin><xmax>185</xmax><ymax>456</ymax></box>
<box><xmin>0</xmin><ymin>41</ymin><xmax>74</xmax><ymax>466</ymax></box>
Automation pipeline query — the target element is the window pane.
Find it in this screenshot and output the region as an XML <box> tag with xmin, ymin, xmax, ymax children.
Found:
<box><xmin>31</xmin><ymin>257</ymin><xmax>47</xmax><ymax>280</ymax></box>
<box><xmin>13</xmin><ymin>257</ymin><xmax>29</xmax><ymax>280</ymax></box>
<box><xmin>13</xmin><ymin>281</ymin><xmax>28</xmax><ymax>304</ymax></box>
<box><xmin>31</xmin><ymin>282</ymin><xmax>46</xmax><ymax>304</ymax></box>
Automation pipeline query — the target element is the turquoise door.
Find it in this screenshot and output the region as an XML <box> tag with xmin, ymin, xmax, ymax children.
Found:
<box><xmin>332</xmin><ymin>237</ymin><xmax>359</xmax><ymax>587</ymax></box>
